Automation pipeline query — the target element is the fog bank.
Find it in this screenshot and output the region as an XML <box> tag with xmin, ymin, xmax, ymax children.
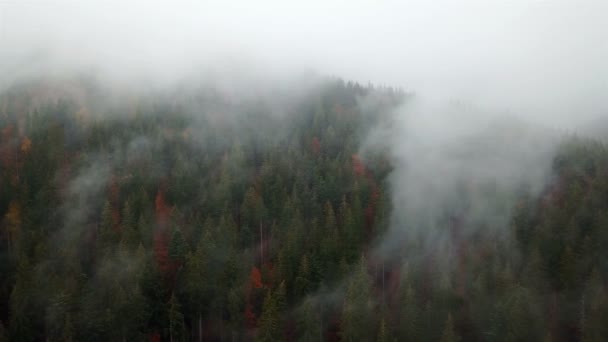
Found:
<box><xmin>1</xmin><ymin>0</ymin><xmax>606</xmax><ymax>127</ymax></box>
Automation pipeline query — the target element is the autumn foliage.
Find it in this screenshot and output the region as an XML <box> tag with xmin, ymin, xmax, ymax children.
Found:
<box><xmin>351</xmin><ymin>154</ymin><xmax>365</xmax><ymax>177</ymax></box>
<box><xmin>250</xmin><ymin>266</ymin><xmax>263</xmax><ymax>289</ymax></box>
<box><xmin>155</xmin><ymin>189</ymin><xmax>171</xmax><ymax>227</ymax></box>
<box><xmin>311</xmin><ymin>137</ymin><xmax>321</xmax><ymax>155</ymax></box>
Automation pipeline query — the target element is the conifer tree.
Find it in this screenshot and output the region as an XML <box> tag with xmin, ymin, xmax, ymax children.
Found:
<box><xmin>168</xmin><ymin>293</ymin><xmax>186</xmax><ymax>342</ymax></box>
<box><xmin>440</xmin><ymin>313</ymin><xmax>459</xmax><ymax>342</ymax></box>
<box><xmin>257</xmin><ymin>291</ymin><xmax>280</xmax><ymax>342</ymax></box>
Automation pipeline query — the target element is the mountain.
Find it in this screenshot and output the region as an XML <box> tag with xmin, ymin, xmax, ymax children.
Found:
<box><xmin>0</xmin><ymin>76</ymin><xmax>607</xmax><ymax>341</ymax></box>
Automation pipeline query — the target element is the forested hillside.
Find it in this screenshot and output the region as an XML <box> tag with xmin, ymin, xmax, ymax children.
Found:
<box><xmin>0</xmin><ymin>77</ymin><xmax>607</xmax><ymax>341</ymax></box>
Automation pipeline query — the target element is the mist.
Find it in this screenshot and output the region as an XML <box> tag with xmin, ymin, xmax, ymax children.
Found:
<box><xmin>1</xmin><ymin>0</ymin><xmax>607</xmax><ymax>125</ymax></box>
<box><xmin>2</xmin><ymin>1</ymin><xmax>608</xmax><ymax>340</ymax></box>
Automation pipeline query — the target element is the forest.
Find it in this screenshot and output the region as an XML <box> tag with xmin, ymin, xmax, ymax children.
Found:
<box><xmin>1</xmin><ymin>76</ymin><xmax>608</xmax><ymax>342</ymax></box>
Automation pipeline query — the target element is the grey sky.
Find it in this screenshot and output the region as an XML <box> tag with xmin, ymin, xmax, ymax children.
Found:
<box><xmin>1</xmin><ymin>0</ymin><xmax>606</xmax><ymax>124</ymax></box>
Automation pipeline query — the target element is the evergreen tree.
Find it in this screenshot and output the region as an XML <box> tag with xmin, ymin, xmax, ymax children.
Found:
<box><xmin>440</xmin><ymin>313</ymin><xmax>459</xmax><ymax>342</ymax></box>
<box><xmin>399</xmin><ymin>285</ymin><xmax>419</xmax><ymax>341</ymax></box>
<box><xmin>9</xmin><ymin>259</ymin><xmax>34</xmax><ymax>342</ymax></box>
<box><xmin>169</xmin><ymin>227</ymin><xmax>187</xmax><ymax>264</ymax></box>
<box><xmin>294</xmin><ymin>254</ymin><xmax>311</xmax><ymax>298</ymax></box>
<box><xmin>99</xmin><ymin>200</ymin><xmax>116</xmax><ymax>249</ymax></box>
<box><xmin>256</xmin><ymin>291</ymin><xmax>280</xmax><ymax>342</ymax></box>
<box><xmin>377</xmin><ymin>317</ymin><xmax>389</xmax><ymax>342</ymax></box>
<box><xmin>182</xmin><ymin>235</ymin><xmax>210</xmax><ymax>342</ymax></box>
<box><xmin>297</xmin><ymin>298</ymin><xmax>321</xmax><ymax>342</ymax></box>
<box><xmin>121</xmin><ymin>199</ymin><xmax>139</xmax><ymax>246</ymax></box>
<box><xmin>341</xmin><ymin>256</ymin><xmax>372</xmax><ymax>341</ymax></box>
<box><xmin>168</xmin><ymin>293</ymin><xmax>186</xmax><ymax>342</ymax></box>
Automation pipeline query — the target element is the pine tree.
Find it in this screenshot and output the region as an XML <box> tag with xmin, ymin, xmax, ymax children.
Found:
<box><xmin>341</xmin><ymin>256</ymin><xmax>372</xmax><ymax>341</ymax></box>
<box><xmin>340</xmin><ymin>197</ymin><xmax>358</xmax><ymax>261</ymax></box>
<box><xmin>440</xmin><ymin>313</ymin><xmax>459</xmax><ymax>342</ymax></box>
<box><xmin>581</xmin><ymin>270</ymin><xmax>608</xmax><ymax>341</ymax></box>
<box><xmin>121</xmin><ymin>199</ymin><xmax>139</xmax><ymax>246</ymax></box>
<box><xmin>320</xmin><ymin>201</ymin><xmax>340</xmax><ymax>278</ymax></box>
<box><xmin>4</xmin><ymin>200</ymin><xmax>21</xmax><ymax>257</ymax></box>
<box><xmin>294</xmin><ymin>254</ymin><xmax>311</xmax><ymax>298</ymax></box>
<box><xmin>399</xmin><ymin>285</ymin><xmax>419</xmax><ymax>341</ymax></box>
<box><xmin>45</xmin><ymin>291</ymin><xmax>72</xmax><ymax>341</ymax></box>
<box><xmin>560</xmin><ymin>245</ymin><xmax>577</xmax><ymax>290</ymax></box>
<box><xmin>257</xmin><ymin>290</ymin><xmax>280</xmax><ymax>342</ymax></box>
<box><xmin>169</xmin><ymin>227</ymin><xmax>187</xmax><ymax>264</ymax></box>
<box><xmin>377</xmin><ymin>318</ymin><xmax>389</xmax><ymax>342</ymax></box>
<box><xmin>183</xmin><ymin>235</ymin><xmax>209</xmax><ymax>342</ymax></box>
<box><xmin>227</xmin><ymin>287</ymin><xmax>244</xmax><ymax>340</ymax></box>
<box><xmin>9</xmin><ymin>258</ymin><xmax>34</xmax><ymax>342</ymax></box>
<box><xmin>168</xmin><ymin>292</ymin><xmax>186</xmax><ymax>342</ymax></box>
<box><xmin>241</xmin><ymin>187</ymin><xmax>267</xmax><ymax>230</ymax></box>
<box><xmin>297</xmin><ymin>298</ymin><xmax>321</xmax><ymax>342</ymax></box>
<box><xmin>99</xmin><ymin>200</ymin><xmax>118</xmax><ymax>251</ymax></box>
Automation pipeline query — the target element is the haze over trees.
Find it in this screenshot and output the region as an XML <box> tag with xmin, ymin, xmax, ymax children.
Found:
<box><xmin>0</xmin><ymin>0</ymin><xmax>607</xmax><ymax>340</ymax></box>
<box><xmin>0</xmin><ymin>75</ymin><xmax>607</xmax><ymax>341</ymax></box>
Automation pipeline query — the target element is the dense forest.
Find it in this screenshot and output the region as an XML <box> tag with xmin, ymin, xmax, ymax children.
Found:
<box><xmin>1</xmin><ymin>77</ymin><xmax>607</xmax><ymax>342</ymax></box>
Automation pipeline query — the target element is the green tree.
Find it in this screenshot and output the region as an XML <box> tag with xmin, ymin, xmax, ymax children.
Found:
<box><xmin>377</xmin><ymin>317</ymin><xmax>389</xmax><ymax>342</ymax></box>
<box><xmin>399</xmin><ymin>285</ymin><xmax>419</xmax><ymax>341</ymax></box>
<box><xmin>440</xmin><ymin>313</ymin><xmax>459</xmax><ymax>342</ymax></box>
<box><xmin>168</xmin><ymin>292</ymin><xmax>186</xmax><ymax>342</ymax></box>
<box><xmin>294</xmin><ymin>254</ymin><xmax>311</xmax><ymax>298</ymax></box>
<box><xmin>169</xmin><ymin>228</ymin><xmax>187</xmax><ymax>264</ymax></box>
<box><xmin>297</xmin><ymin>298</ymin><xmax>322</xmax><ymax>342</ymax></box>
<box><xmin>257</xmin><ymin>290</ymin><xmax>280</xmax><ymax>342</ymax></box>
<box><xmin>99</xmin><ymin>200</ymin><xmax>116</xmax><ymax>249</ymax></box>
<box><xmin>9</xmin><ymin>259</ymin><xmax>34</xmax><ymax>342</ymax></box>
<box><xmin>341</xmin><ymin>256</ymin><xmax>372</xmax><ymax>341</ymax></box>
<box><xmin>121</xmin><ymin>199</ymin><xmax>139</xmax><ymax>247</ymax></box>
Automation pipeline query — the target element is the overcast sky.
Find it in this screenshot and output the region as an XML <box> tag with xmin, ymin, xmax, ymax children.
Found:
<box><xmin>1</xmin><ymin>0</ymin><xmax>606</xmax><ymax>125</ymax></box>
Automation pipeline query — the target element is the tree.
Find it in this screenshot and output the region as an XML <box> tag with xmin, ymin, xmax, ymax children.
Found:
<box><xmin>377</xmin><ymin>318</ymin><xmax>389</xmax><ymax>342</ymax></box>
<box><xmin>341</xmin><ymin>256</ymin><xmax>373</xmax><ymax>341</ymax></box>
<box><xmin>182</xmin><ymin>235</ymin><xmax>210</xmax><ymax>342</ymax></box>
<box><xmin>440</xmin><ymin>313</ymin><xmax>459</xmax><ymax>342</ymax></box>
<box><xmin>241</xmin><ymin>186</ymin><xmax>267</xmax><ymax>248</ymax></box>
<box><xmin>121</xmin><ymin>200</ymin><xmax>139</xmax><ymax>247</ymax></box>
<box><xmin>9</xmin><ymin>258</ymin><xmax>34</xmax><ymax>342</ymax></box>
<box><xmin>297</xmin><ymin>298</ymin><xmax>321</xmax><ymax>342</ymax></box>
<box><xmin>275</xmin><ymin>281</ymin><xmax>287</xmax><ymax>313</ymax></box>
<box><xmin>4</xmin><ymin>200</ymin><xmax>21</xmax><ymax>256</ymax></box>
<box><xmin>45</xmin><ymin>291</ymin><xmax>72</xmax><ymax>342</ymax></box>
<box><xmin>113</xmin><ymin>282</ymin><xmax>146</xmax><ymax>341</ymax></box>
<box><xmin>168</xmin><ymin>293</ymin><xmax>185</xmax><ymax>342</ymax></box>
<box><xmin>99</xmin><ymin>200</ymin><xmax>116</xmax><ymax>249</ymax></box>
<box><xmin>319</xmin><ymin>202</ymin><xmax>340</xmax><ymax>279</ymax></box>
<box><xmin>250</xmin><ymin>266</ymin><xmax>263</xmax><ymax>289</ymax></box>
<box><xmin>399</xmin><ymin>285</ymin><xmax>419</xmax><ymax>341</ymax></box>
<box><xmin>169</xmin><ymin>228</ymin><xmax>187</xmax><ymax>264</ymax></box>
<box><xmin>256</xmin><ymin>290</ymin><xmax>280</xmax><ymax>342</ymax></box>
<box><xmin>61</xmin><ymin>313</ymin><xmax>74</xmax><ymax>342</ymax></box>
<box><xmin>227</xmin><ymin>287</ymin><xmax>244</xmax><ymax>340</ymax></box>
<box><xmin>140</xmin><ymin>258</ymin><xmax>167</xmax><ymax>338</ymax></box>
<box><xmin>581</xmin><ymin>270</ymin><xmax>608</xmax><ymax>341</ymax></box>
<box><xmin>294</xmin><ymin>255</ymin><xmax>311</xmax><ymax>298</ymax></box>
<box><xmin>155</xmin><ymin>190</ymin><xmax>171</xmax><ymax>226</ymax></box>
<box><xmin>340</xmin><ymin>198</ymin><xmax>359</xmax><ymax>261</ymax></box>
<box><xmin>502</xmin><ymin>287</ymin><xmax>541</xmax><ymax>342</ymax></box>
<box><xmin>560</xmin><ymin>245</ymin><xmax>577</xmax><ymax>290</ymax></box>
